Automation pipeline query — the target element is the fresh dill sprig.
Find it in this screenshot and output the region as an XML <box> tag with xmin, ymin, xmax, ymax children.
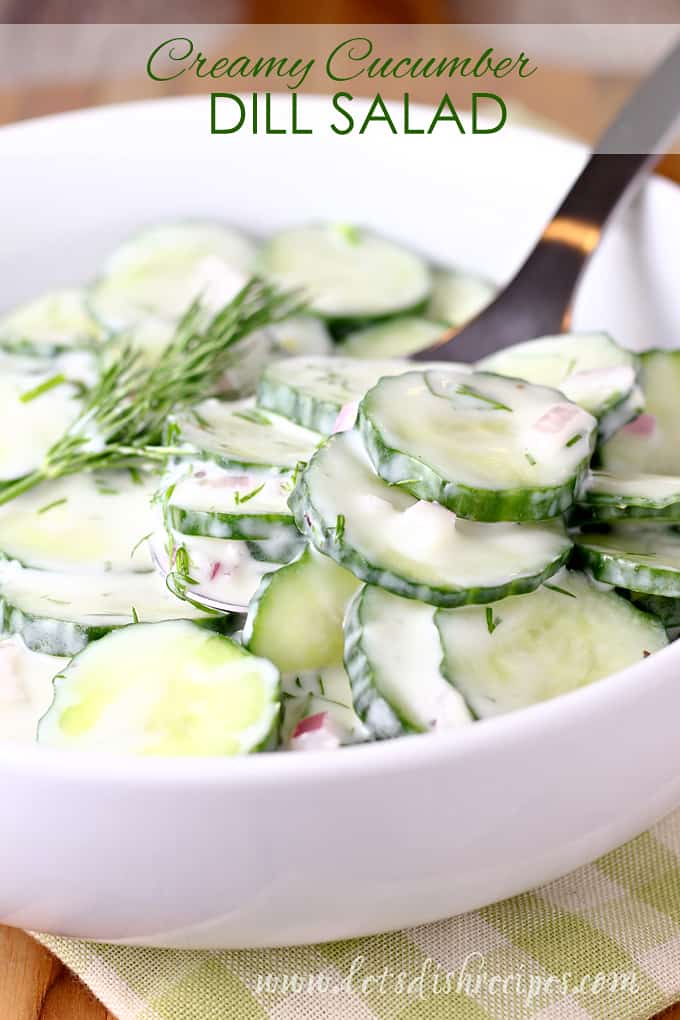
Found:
<box><xmin>234</xmin><ymin>482</ymin><xmax>265</xmax><ymax>506</ymax></box>
<box><xmin>0</xmin><ymin>278</ymin><xmax>300</xmax><ymax>508</ymax></box>
<box><xmin>485</xmin><ymin>607</ymin><xmax>501</xmax><ymax>634</ymax></box>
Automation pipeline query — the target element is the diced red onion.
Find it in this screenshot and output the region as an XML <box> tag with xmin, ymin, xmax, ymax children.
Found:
<box><xmin>621</xmin><ymin>413</ymin><xmax>656</xmax><ymax>437</ymax></box>
<box><xmin>332</xmin><ymin>400</ymin><xmax>359</xmax><ymax>434</ymax></box>
<box><xmin>533</xmin><ymin>404</ymin><xmax>581</xmax><ymax>434</ymax></box>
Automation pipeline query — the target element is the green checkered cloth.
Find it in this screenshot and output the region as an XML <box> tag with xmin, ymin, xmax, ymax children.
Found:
<box><xmin>33</xmin><ymin>807</ymin><xmax>680</xmax><ymax>1020</ymax></box>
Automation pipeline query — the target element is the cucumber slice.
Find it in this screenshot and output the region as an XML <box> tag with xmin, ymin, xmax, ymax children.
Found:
<box><xmin>624</xmin><ymin>590</ymin><xmax>680</xmax><ymax>629</ymax></box>
<box><xmin>154</xmin><ymin>528</ymin><xmax>299</xmax><ymax>612</ymax></box>
<box><xmin>164</xmin><ymin>463</ymin><xmax>298</xmax><ymax>542</ymax></box>
<box><xmin>580</xmin><ymin>471</ymin><xmax>680</xmax><ymax>521</ymax></box>
<box><xmin>0</xmin><ymin>368</ymin><xmax>83</xmax><ymax>483</ymax></box>
<box><xmin>572</xmin><ymin>521</ymin><xmax>680</xmax><ymax>597</ymax></box>
<box><xmin>478</xmin><ymin>332</ymin><xmax>637</xmax><ymax>420</ymax></box>
<box><xmin>344</xmin><ymin>584</ymin><xmax>473</xmax><ymax>739</ymax></box>
<box><xmin>597</xmin><ymin>384</ymin><xmax>644</xmax><ymax>442</ymax></box>
<box><xmin>37</xmin><ymin>620</ymin><xmax>279</xmax><ymax>756</ymax></box>
<box><xmin>269</xmin><ymin>315</ymin><xmax>333</xmax><ymax>357</ymax></box>
<box><xmin>89</xmin><ymin>222</ymin><xmax>256</xmax><ymax>332</ymax></box>
<box><xmin>0</xmin><ymin>635</ymin><xmax>68</xmax><ymax>744</ymax></box>
<box><xmin>426</xmin><ymin>267</ymin><xmax>495</xmax><ymax>327</ymax></box>
<box><xmin>281</xmin><ymin>664</ymin><xmax>368</xmax><ymax>748</ymax></box>
<box><xmin>0</xmin><ymin>471</ymin><xmax>156</xmax><ymax>573</ymax></box>
<box><xmin>436</xmin><ymin>569</ymin><xmax>667</xmax><ymax>718</ymax></box>
<box><xmin>359</xmin><ymin>369</ymin><xmax>596</xmax><ymax>521</ymax></box>
<box><xmin>291</xmin><ymin>430</ymin><xmax>571</xmax><ymax>607</ymax></box>
<box><xmin>257</xmin><ymin>355</ymin><xmax>412</xmax><ymax>434</ymax></box>
<box><xmin>244</xmin><ymin>546</ymin><xmax>359</xmax><ymax>673</ymax></box>
<box><xmin>172</xmin><ymin>399</ymin><xmax>321</xmax><ymax>474</ymax></box>
<box><xmin>0</xmin><ymin>559</ymin><xmax>230</xmax><ymax>657</ymax></box>
<box><xmin>258</xmin><ymin>224</ymin><xmax>431</xmax><ymax>320</ymax></box>
<box><xmin>340</xmin><ymin>316</ymin><xmax>445</xmax><ymax>359</ymax></box>
<box><xmin>0</xmin><ymin>288</ymin><xmax>105</xmax><ymax>354</ymax></box>
<box><xmin>601</xmin><ymin>351</ymin><xmax>680</xmax><ymax>474</ymax></box>
<box><xmin>0</xmin><ymin>347</ymin><xmax>97</xmax><ymax>386</ymax></box>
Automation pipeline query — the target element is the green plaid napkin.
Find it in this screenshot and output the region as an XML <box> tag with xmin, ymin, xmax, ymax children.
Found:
<box><xmin>33</xmin><ymin>805</ymin><xmax>680</xmax><ymax>1020</ymax></box>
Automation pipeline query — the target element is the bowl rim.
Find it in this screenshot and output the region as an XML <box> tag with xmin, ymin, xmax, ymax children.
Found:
<box><xmin>1</xmin><ymin>92</ymin><xmax>679</xmax><ymax>785</ymax></box>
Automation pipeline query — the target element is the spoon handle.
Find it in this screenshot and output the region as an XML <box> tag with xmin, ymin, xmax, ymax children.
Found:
<box><xmin>416</xmin><ymin>40</ymin><xmax>680</xmax><ymax>364</ymax></box>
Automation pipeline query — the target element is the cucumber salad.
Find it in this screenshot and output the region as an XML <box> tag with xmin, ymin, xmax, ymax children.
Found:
<box><xmin>0</xmin><ymin>219</ymin><xmax>677</xmax><ymax>756</ymax></box>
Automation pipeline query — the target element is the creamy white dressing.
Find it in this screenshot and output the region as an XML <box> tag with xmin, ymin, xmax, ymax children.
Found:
<box><xmin>0</xmin><ymin>636</ymin><xmax>66</xmax><ymax>743</ymax></box>
<box><xmin>263</xmin><ymin>354</ymin><xmax>412</xmax><ymax>408</ymax></box>
<box><xmin>152</xmin><ymin>529</ymin><xmax>277</xmax><ymax>609</ymax></box>
<box><xmin>0</xmin><ymin>370</ymin><xmax>83</xmax><ymax>482</ymax></box>
<box><xmin>0</xmin><ymin>558</ymin><xmax>217</xmax><ymax>628</ymax></box>
<box><xmin>478</xmin><ymin>332</ymin><xmax>637</xmax><ymax>416</ymax></box>
<box><xmin>169</xmin><ymin>462</ymin><xmax>292</xmax><ymax>517</ymax></box>
<box><xmin>281</xmin><ymin>665</ymin><xmax>368</xmax><ymax>747</ymax></box>
<box><xmin>586</xmin><ymin>470</ymin><xmax>680</xmax><ymax>504</ymax></box>
<box><xmin>177</xmin><ymin>398</ymin><xmax>321</xmax><ymax>472</ymax></box>
<box><xmin>577</xmin><ymin>522</ymin><xmax>680</xmax><ymax>570</ymax></box>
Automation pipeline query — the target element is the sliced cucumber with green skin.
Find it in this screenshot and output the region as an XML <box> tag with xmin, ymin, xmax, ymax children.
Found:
<box><xmin>0</xmin><ymin>368</ymin><xmax>84</xmax><ymax>483</ymax></box>
<box><xmin>597</xmin><ymin>384</ymin><xmax>644</xmax><ymax>442</ymax></box>
<box><xmin>172</xmin><ymin>399</ymin><xmax>321</xmax><ymax>474</ymax></box>
<box><xmin>257</xmin><ymin>355</ymin><xmax>413</xmax><ymax>434</ymax></box>
<box><xmin>572</xmin><ymin>521</ymin><xmax>680</xmax><ymax>597</ymax></box>
<box><xmin>344</xmin><ymin>584</ymin><xmax>473</xmax><ymax>739</ymax></box>
<box><xmin>37</xmin><ymin>620</ymin><xmax>279</xmax><ymax>756</ymax></box>
<box><xmin>88</xmin><ymin>222</ymin><xmax>256</xmax><ymax>333</ymax></box>
<box><xmin>0</xmin><ymin>559</ymin><xmax>231</xmax><ymax>657</ymax></box>
<box><xmin>478</xmin><ymin>332</ymin><xmax>638</xmax><ymax>420</ymax></box>
<box><xmin>164</xmin><ymin>464</ymin><xmax>298</xmax><ymax>542</ymax></box>
<box><xmin>579</xmin><ymin>471</ymin><xmax>680</xmax><ymax>521</ymax></box>
<box><xmin>436</xmin><ymin>569</ymin><xmax>667</xmax><ymax>719</ymax></box>
<box><xmin>281</xmin><ymin>664</ymin><xmax>369</xmax><ymax>748</ymax></box>
<box><xmin>340</xmin><ymin>316</ymin><xmax>445</xmax><ymax>360</ymax></box>
<box><xmin>0</xmin><ymin>288</ymin><xmax>105</xmax><ymax>354</ymax></box>
<box><xmin>0</xmin><ymin>348</ymin><xmax>97</xmax><ymax>387</ymax></box>
<box><xmin>426</xmin><ymin>267</ymin><xmax>495</xmax><ymax>328</ymax></box>
<box><xmin>359</xmin><ymin>369</ymin><xmax>596</xmax><ymax>521</ymax></box>
<box><xmin>601</xmin><ymin>351</ymin><xmax>680</xmax><ymax>475</ymax></box>
<box><xmin>244</xmin><ymin>546</ymin><xmax>359</xmax><ymax>673</ymax></box>
<box><xmin>0</xmin><ymin>471</ymin><xmax>157</xmax><ymax>573</ymax></box>
<box><xmin>258</xmin><ymin>224</ymin><xmax>431</xmax><ymax>320</ymax></box>
<box><xmin>623</xmin><ymin>590</ymin><xmax>680</xmax><ymax>629</ymax></box>
<box><xmin>291</xmin><ymin>430</ymin><xmax>572</xmax><ymax>607</ymax></box>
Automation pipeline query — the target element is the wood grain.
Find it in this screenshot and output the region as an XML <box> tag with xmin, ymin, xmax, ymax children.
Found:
<box><xmin>0</xmin><ymin>927</ymin><xmax>116</xmax><ymax>1019</ymax></box>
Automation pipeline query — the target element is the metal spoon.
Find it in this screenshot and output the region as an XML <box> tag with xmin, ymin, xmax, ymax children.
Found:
<box><xmin>168</xmin><ymin>44</ymin><xmax>680</xmax><ymax>616</ymax></box>
<box><xmin>413</xmin><ymin>39</ymin><xmax>680</xmax><ymax>364</ymax></box>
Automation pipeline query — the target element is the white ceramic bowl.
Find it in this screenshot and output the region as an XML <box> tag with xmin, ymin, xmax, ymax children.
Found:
<box><xmin>1</xmin><ymin>95</ymin><xmax>680</xmax><ymax>949</ymax></box>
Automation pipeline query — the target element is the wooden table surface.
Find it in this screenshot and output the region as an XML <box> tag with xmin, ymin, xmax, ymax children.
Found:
<box><xmin>1</xmin><ymin>22</ymin><xmax>680</xmax><ymax>1019</ymax></box>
